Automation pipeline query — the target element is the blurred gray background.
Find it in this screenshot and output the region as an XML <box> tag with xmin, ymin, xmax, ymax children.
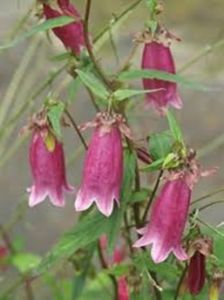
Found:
<box><xmin>0</xmin><ymin>0</ymin><xmax>224</xmax><ymax>257</ymax></box>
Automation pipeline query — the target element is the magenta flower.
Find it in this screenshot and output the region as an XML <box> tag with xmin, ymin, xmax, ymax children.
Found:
<box><xmin>142</xmin><ymin>41</ymin><xmax>182</xmax><ymax>114</ymax></box>
<box><xmin>28</xmin><ymin>129</ymin><xmax>74</xmax><ymax>207</ymax></box>
<box><xmin>43</xmin><ymin>0</ymin><xmax>85</xmax><ymax>55</ymax></box>
<box><xmin>75</xmin><ymin>114</ymin><xmax>123</xmax><ymax>217</ymax></box>
<box><xmin>134</xmin><ymin>177</ymin><xmax>191</xmax><ymax>263</ymax></box>
<box><xmin>187</xmin><ymin>251</ymin><xmax>206</xmax><ymax>295</ymax></box>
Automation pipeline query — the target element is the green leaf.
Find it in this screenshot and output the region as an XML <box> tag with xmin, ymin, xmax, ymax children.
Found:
<box><xmin>113</xmin><ymin>88</ymin><xmax>161</xmax><ymax>101</ymax></box>
<box><xmin>107</xmin><ymin>263</ymin><xmax>130</xmax><ymax>277</ymax></box>
<box><xmin>118</xmin><ymin>69</ymin><xmax>210</xmax><ymax>91</ymax></box>
<box><xmin>141</xmin><ymin>158</ymin><xmax>164</xmax><ymax>172</ymax></box>
<box><xmin>0</xmin><ymin>16</ymin><xmax>75</xmax><ymax>50</ymax></box>
<box><xmin>166</xmin><ymin>110</ymin><xmax>183</xmax><ymax>143</ymax></box>
<box><xmin>134</xmin><ymin>251</ymin><xmax>179</xmax><ymax>280</ymax></box>
<box><xmin>47</xmin><ymin>101</ymin><xmax>65</xmax><ymax>139</ymax></box>
<box><xmin>67</xmin><ymin>77</ymin><xmax>83</xmax><ymax>105</ymax></box>
<box><xmin>76</xmin><ymin>70</ymin><xmax>110</xmax><ymax>100</ymax></box>
<box><xmin>130</xmin><ymin>188</ymin><xmax>151</xmax><ymax>204</ymax></box>
<box><xmin>72</xmin><ymin>244</ymin><xmax>95</xmax><ymax>300</ymax></box>
<box><xmin>11</xmin><ymin>253</ymin><xmax>41</xmax><ymax>273</ymax></box>
<box><xmin>149</xmin><ymin>131</ymin><xmax>173</xmax><ymax>160</ymax></box>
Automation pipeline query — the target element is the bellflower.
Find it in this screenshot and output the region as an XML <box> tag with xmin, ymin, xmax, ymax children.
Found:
<box><xmin>134</xmin><ymin>176</ymin><xmax>191</xmax><ymax>263</ymax></box>
<box><xmin>43</xmin><ymin>0</ymin><xmax>85</xmax><ymax>55</ymax></box>
<box><xmin>28</xmin><ymin>129</ymin><xmax>74</xmax><ymax>207</ymax></box>
<box><xmin>75</xmin><ymin>113</ymin><xmax>125</xmax><ymax>217</ymax></box>
<box><xmin>187</xmin><ymin>237</ymin><xmax>212</xmax><ymax>295</ymax></box>
<box><xmin>188</xmin><ymin>251</ymin><xmax>206</xmax><ymax>295</ymax></box>
<box><xmin>142</xmin><ymin>40</ymin><xmax>182</xmax><ymax>114</ymax></box>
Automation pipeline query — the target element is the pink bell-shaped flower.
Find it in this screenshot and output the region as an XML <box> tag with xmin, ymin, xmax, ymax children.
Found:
<box><xmin>43</xmin><ymin>0</ymin><xmax>85</xmax><ymax>55</ymax></box>
<box><xmin>142</xmin><ymin>40</ymin><xmax>182</xmax><ymax>115</ymax></box>
<box><xmin>75</xmin><ymin>113</ymin><xmax>125</xmax><ymax>217</ymax></box>
<box><xmin>134</xmin><ymin>176</ymin><xmax>190</xmax><ymax>263</ymax></box>
<box><xmin>28</xmin><ymin>128</ymin><xmax>74</xmax><ymax>207</ymax></box>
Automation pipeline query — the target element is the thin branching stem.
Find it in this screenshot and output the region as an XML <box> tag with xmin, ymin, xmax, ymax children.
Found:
<box><xmin>142</xmin><ymin>170</ymin><xmax>163</xmax><ymax>223</ymax></box>
<box><xmin>84</xmin><ymin>0</ymin><xmax>112</xmax><ymax>90</ymax></box>
<box><xmin>64</xmin><ymin>109</ymin><xmax>88</xmax><ymax>150</ymax></box>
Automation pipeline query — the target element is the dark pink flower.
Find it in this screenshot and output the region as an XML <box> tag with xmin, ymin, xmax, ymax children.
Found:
<box><xmin>134</xmin><ymin>177</ymin><xmax>191</xmax><ymax>263</ymax></box>
<box><xmin>28</xmin><ymin>129</ymin><xmax>74</xmax><ymax>207</ymax></box>
<box><xmin>142</xmin><ymin>41</ymin><xmax>182</xmax><ymax>114</ymax></box>
<box><xmin>188</xmin><ymin>251</ymin><xmax>206</xmax><ymax>295</ymax></box>
<box><xmin>75</xmin><ymin>114</ymin><xmax>123</xmax><ymax>217</ymax></box>
<box><xmin>187</xmin><ymin>237</ymin><xmax>212</xmax><ymax>295</ymax></box>
<box><xmin>43</xmin><ymin>0</ymin><xmax>85</xmax><ymax>55</ymax></box>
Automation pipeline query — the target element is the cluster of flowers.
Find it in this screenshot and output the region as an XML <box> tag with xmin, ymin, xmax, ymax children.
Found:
<box><xmin>26</xmin><ymin>0</ymin><xmax>216</xmax><ymax>296</ymax></box>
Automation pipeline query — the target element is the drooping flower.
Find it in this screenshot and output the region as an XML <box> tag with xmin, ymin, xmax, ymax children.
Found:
<box><xmin>188</xmin><ymin>251</ymin><xmax>206</xmax><ymax>295</ymax></box>
<box><xmin>43</xmin><ymin>0</ymin><xmax>85</xmax><ymax>55</ymax></box>
<box><xmin>134</xmin><ymin>175</ymin><xmax>191</xmax><ymax>263</ymax></box>
<box><xmin>28</xmin><ymin>128</ymin><xmax>74</xmax><ymax>207</ymax></box>
<box><xmin>133</xmin><ymin>147</ymin><xmax>214</xmax><ymax>264</ymax></box>
<box><xmin>75</xmin><ymin>113</ymin><xmax>126</xmax><ymax>217</ymax></box>
<box><xmin>187</xmin><ymin>237</ymin><xmax>212</xmax><ymax>295</ymax></box>
<box><xmin>141</xmin><ymin>36</ymin><xmax>182</xmax><ymax>115</ymax></box>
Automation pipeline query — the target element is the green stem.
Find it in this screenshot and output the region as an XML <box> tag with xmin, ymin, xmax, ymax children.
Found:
<box><xmin>178</xmin><ymin>38</ymin><xmax>224</xmax><ymax>73</ymax></box>
<box><xmin>197</xmin><ymin>200</ymin><xmax>224</xmax><ymax>212</ymax></box>
<box><xmin>142</xmin><ymin>170</ymin><xmax>163</xmax><ymax>223</ymax></box>
<box><xmin>191</xmin><ymin>188</ymin><xmax>224</xmax><ymax>205</ymax></box>
<box><xmin>94</xmin><ymin>0</ymin><xmax>143</xmax><ymax>44</ymax></box>
<box><xmin>64</xmin><ymin>109</ymin><xmax>88</xmax><ymax>150</ymax></box>
<box><xmin>174</xmin><ymin>264</ymin><xmax>188</xmax><ymax>300</ymax></box>
<box><xmin>198</xmin><ymin>133</ymin><xmax>224</xmax><ymax>158</ymax></box>
<box><xmin>0</xmin><ymin>36</ymin><xmax>41</xmax><ymax>127</ymax></box>
<box><xmin>97</xmin><ymin>242</ymin><xmax>118</xmax><ymax>300</ymax></box>
<box><xmin>83</xmin><ymin>0</ymin><xmax>112</xmax><ymax>90</ymax></box>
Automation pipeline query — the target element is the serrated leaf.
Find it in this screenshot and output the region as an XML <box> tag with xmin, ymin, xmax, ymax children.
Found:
<box><xmin>149</xmin><ymin>131</ymin><xmax>173</xmax><ymax>160</ymax></box>
<box><xmin>76</xmin><ymin>69</ymin><xmax>109</xmax><ymax>100</ymax></box>
<box><xmin>11</xmin><ymin>253</ymin><xmax>41</xmax><ymax>273</ymax></box>
<box><xmin>0</xmin><ymin>16</ymin><xmax>75</xmax><ymax>50</ymax></box>
<box><xmin>118</xmin><ymin>69</ymin><xmax>210</xmax><ymax>91</ymax></box>
<box><xmin>114</xmin><ymin>88</ymin><xmax>162</xmax><ymax>101</ymax></box>
<box><xmin>166</xmin><ymin>110</ymin><xmax>183</xmax><ymax>143</ymax></box>
<box><xmin>48</xmin><ymin>102</ymin><xmax>65</xmax><ymax>139</ymax></box>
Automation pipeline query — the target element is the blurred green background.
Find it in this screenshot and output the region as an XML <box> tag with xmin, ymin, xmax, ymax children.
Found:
<box><xmin>0</xmin><ymin>0</ymin><xmax>224</xmax><ymax>267</ymax></box>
